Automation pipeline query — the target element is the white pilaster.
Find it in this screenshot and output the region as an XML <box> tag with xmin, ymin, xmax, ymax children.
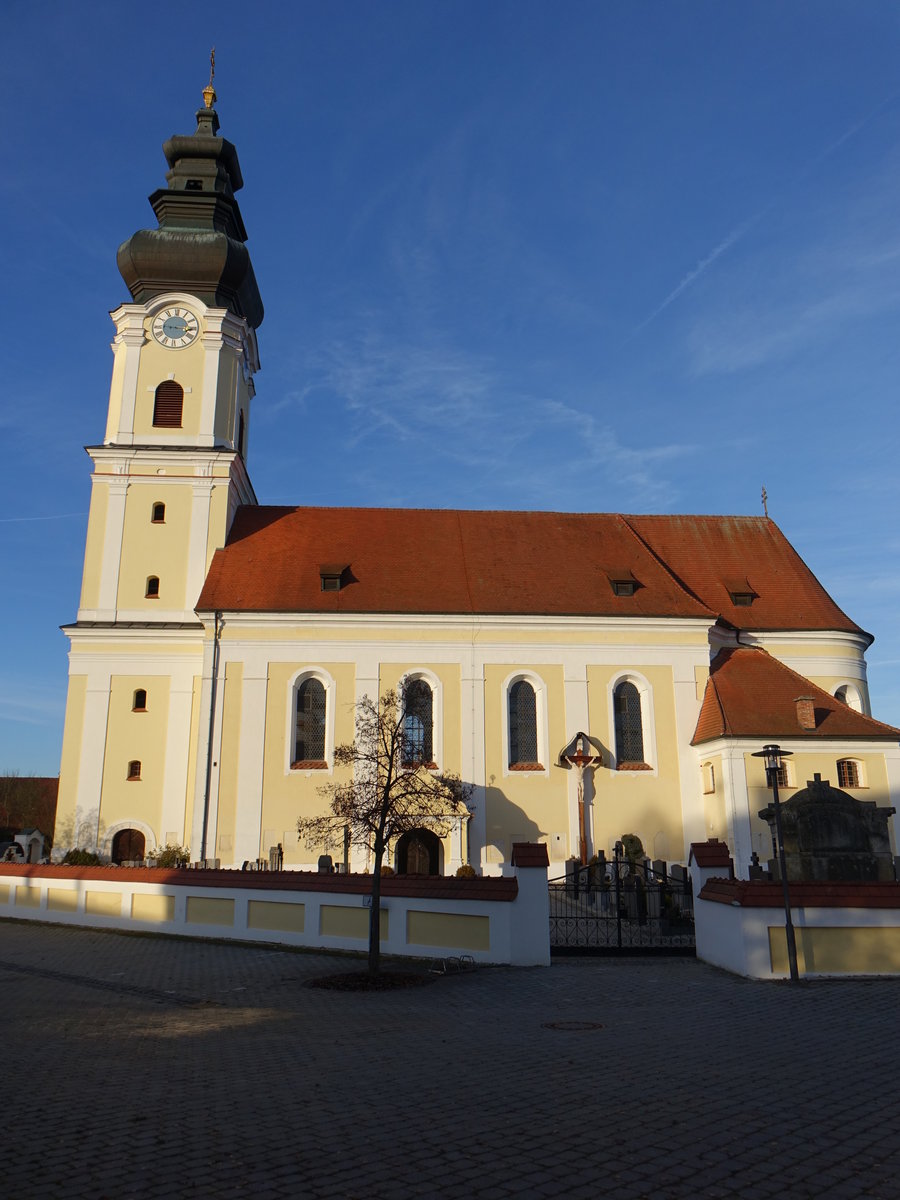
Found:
<box><xmin>233</xmin><ymin>668</ymin><xmax>269</xmax><ymax>867</ymax></box>
<box><xmin>92</xmin><ymin>477</ymin><xmax>129</xmax><ymax>621</ymax></box>
<box><xmin>186</xmin><ymin>478</ymin><xmax>215</xmax><ymax>609</ymax></box>
<box><xmin>76</xmin><ymin>670</ymin><xmax>112</xmax><ymax>853</ymax></box>
<box><xmin>721</xmin><ymin>748</ymin><xmax>753</xmax><ymax>876</ymax></box>
<box><xmin>161</xmin><ymin>675</ymin><xmax>196</xmax><ymax>847</ymax></box>
<box><xmin>106</xmin><ymin>312</ymin><xmax>145</xmax><ymax>444</ymax></box>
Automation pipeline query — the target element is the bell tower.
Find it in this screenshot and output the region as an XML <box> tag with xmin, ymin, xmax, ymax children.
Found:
<box><xmin>79</xmin><ymin>74</ymin><xmax>263</xmax><ymax>624</ymax></box>
<box><xmin>55</xmin><ymin>72</ymin><xmax>264</xmax><ymax>859</ymax></box>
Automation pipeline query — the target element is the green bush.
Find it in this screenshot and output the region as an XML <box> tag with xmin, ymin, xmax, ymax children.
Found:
<box><xmin>149</xmin><ymin>844</ymin><xmax>190</xmax><ymax>868</ymax></box>
<box><xmin>620</xmin><ymin>833</ymin><xmax>644</xmax><ymax>864</ymax></box>
<box><xmin>455</xmin><ymin>864</ymin><xmax>477</xmax><ymax>878</ymax></box>
<box><xmin>380</xmin><ymin>864</ymin><xmax>395</xmax><ymax>876</ymax></box>
<box><xmin>62</xmin><ymin>848</ymin><xmax>102</xmax><ymax>866</ymax></box>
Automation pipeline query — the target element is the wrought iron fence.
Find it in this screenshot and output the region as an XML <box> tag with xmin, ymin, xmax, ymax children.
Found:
<box><xmin>549</xmin><ymin>859</ymin><xmax>695</xmax><ymax>954</ymax></box>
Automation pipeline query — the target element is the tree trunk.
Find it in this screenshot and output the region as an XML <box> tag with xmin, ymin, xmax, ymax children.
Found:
<box><xmin>369</xmin><ymin>836</ymin><xmax>384</xmax><ymax>976</ymax></box>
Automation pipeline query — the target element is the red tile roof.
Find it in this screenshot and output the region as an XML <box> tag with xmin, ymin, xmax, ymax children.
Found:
<box><xmin>197</xmin><ymin>509</ymin><xmax>858</xmax><ymax>631</ymax></box>
<box><xmin>689</xmin><ymin>839</ymin><xmax>734</xmax><ymax>869</ymax></box>
<box><xmin>626</xmin><ymin>515</ymin><xmax>866</xmax><ymax>636</ymax></box>
<box><xmin>692</xmin><ymin>646</ymin><xmax>900</xmax><ymax>744</ymax></box>
<box><xmin>510</xmin><ymin>842</ymin><xmax>550</xmax><ymax>868</ymax></box>
<box><xmin>699</xmin><ymin>878</ymin><xmax>900</xmax><ymax>909</ymax></box>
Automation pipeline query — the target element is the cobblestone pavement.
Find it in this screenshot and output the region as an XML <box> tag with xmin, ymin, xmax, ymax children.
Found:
<box><xmin>3</xmin><ymin>920</ymin><xmax>900</xmax><ymax>1200</ymax></box>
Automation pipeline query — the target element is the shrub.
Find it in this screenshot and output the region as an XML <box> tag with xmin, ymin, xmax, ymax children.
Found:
<box><xmin>62</xmin><ymin>848</ymin><xmax>102</xmax><ymax>866</ymax></box>
<box><xmin>455</xmin><ymin>864</ymin><xmax>477</xmax><ymax>878</ymax></box>
<box><xmin>380</xmin><ymin>865</ymin><xmax>395</xmax><ymax>876</ymax></box>
<box><xmin>620</xmin><ymin>833</ymin><xmax>644</xmax><ymax>864</ymax></box>
<box><xmin>149</xmin><ymin>844</ymin><xmax>190</xmax><ymax>868</ymax></box>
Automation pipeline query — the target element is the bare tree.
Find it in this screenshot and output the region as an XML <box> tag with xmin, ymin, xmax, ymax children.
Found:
<box><xmin>297</xmin><ymin>689</ymin><xmax>473</xmax><ymax>976</ymax></box>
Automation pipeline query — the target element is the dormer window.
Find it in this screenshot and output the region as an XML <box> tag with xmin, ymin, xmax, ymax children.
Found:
<box><xmin>723</xmin><ymin>577</ymin><xmax>757</xmax><ymax>607</ymax></box>
<box><xmin>607</xmin><ymin>568</ymin><xmax>639</xmax><ymax>597</ymax></box>
<box><xmin>319</xmin><ymin>564</ymin><xmax>348</xmax><ymax>592</ymax></box>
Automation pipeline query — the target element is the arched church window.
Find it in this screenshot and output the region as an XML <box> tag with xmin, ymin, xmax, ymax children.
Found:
<box><xmin>151</xmin><ymin>502</ymin><xmax>165</xmax><ymax>523</ymax></box>
<box><xmin>293</xmin><ymin>677</ymin><xmax>326</xmax><ymax>767</ymax></box>
<box><xmin>403</xmin><ymin>679</ymin><xmax>434</xmax><ymax>766</ymax></box>
<box><xmin>508</xmin><ymin>679</ymin><xmax>539</xmax><ymax>767</ymax></box>
<box><xmin>127</xmin><ymin>760</ymin><xmax>142</xmax><ymax>781</ymax></box>
<box><xmin>145</xmin><ymin>576</ymin><xmax>160</xmax><ymax>598</ymax></box>
<box><xmin>614</xmin><ymin>681</ymin><xmax>645</xmax><ymax>765</ymax></box>
<box><xmin>152</xmin><ymin>381</ymin><xmax>184</xmax><ymax>428</ymax></box>
<box><xmin>133</xmin><ymin>689</ymin><xmax>147</xmax><ymax>712</ymax></box>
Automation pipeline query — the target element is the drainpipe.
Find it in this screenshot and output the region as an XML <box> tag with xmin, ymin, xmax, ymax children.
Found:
<box><xmin>200</xmin><ymin>610</ymin><xmax>223</xmax><ymax>863</ymax></box>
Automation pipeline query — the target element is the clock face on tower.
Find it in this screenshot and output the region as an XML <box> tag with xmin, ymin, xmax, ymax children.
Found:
<box><xmin>151</xmin><ymin>307</ymin><xmax>200</xmax><ymax>349</ymax></box>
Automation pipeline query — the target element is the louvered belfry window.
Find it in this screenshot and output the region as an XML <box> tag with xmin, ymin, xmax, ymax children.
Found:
<box><xmin>152</xmin><ymin>381</ymin><xmax>184</xmax><ymax>428</ymax></box>
<box><xmin>614</xmin><ymin>681</ymin><xmax>644</xmax><ymax>764</ymax></box>
<box><xmin>294</xmin><ymin>678</ymin><xmax>326</xmax><ymax>763</ymax></box>
<box><xmin>403</xmin><ymin>679</ymin><xmax>434</xmax><ymax>765</ymax></box>
<box><xmin>509</xmin><ymin>680</ymin><xmax>539</xmax><ymax>765</ymax></box>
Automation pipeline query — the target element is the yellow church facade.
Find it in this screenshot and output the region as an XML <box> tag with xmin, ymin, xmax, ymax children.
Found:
<box><xmin>53</xmin><ymin>94</ymin><xmax>900</xmax><ymax>879</ymax></box>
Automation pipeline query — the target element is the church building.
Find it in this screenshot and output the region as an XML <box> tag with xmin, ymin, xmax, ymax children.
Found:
<box><xmin>53</xmin><ymin>86</ymin><xmax>900</xmax><ymax>878</ymax></box>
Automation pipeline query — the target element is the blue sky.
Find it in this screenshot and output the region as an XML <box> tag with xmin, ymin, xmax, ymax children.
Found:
<box><xmin>3</xmin><ymin>1</ymin><xmax>900</xmax><ymax>774</ymax></box>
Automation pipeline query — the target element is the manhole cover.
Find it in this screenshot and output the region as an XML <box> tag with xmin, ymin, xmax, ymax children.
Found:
<box><xmin>541</xmin><ymin>1020</ymin><xmax>603</xmax><ymax>1031</ymax></box>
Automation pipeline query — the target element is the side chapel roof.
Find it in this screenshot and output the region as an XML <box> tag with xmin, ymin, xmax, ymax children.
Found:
<box><xmin>692</xmin><ymin>646</ymin><xmax>900</xmax><ymax>743</ymax></box>
<box><xmin>197</xmin><ymin>508</ymin><xmax>864</xmax><ymax>632</ymax></box>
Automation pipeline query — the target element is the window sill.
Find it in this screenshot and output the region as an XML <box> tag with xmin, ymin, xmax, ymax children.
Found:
<box><xmin>291</xmin><ymin>760</ymin><xmax>328</xmax><ymax>771</ymax></box>
<box><xmin>616</xmin><ymin>761</ymin><xmax>652</xmax><ymax>772</ymax></box>
<box><xmin>402</xmin><ymin>761</ymin><xmax>438</xmax><ymax>771</ymax></box>
<box><xmin>508</xmin><ymin>762</ymin><xmax>544</xmax><ymax>772</ymax></box>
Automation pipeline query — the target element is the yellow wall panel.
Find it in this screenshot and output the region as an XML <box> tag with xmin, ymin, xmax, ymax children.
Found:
<box><xmin>47</xmin><ymin>889</ymin><xmax>79</xmax><ymax>912</ymax></box>
<box><xmin>117</xmin><ymin>482</ymin><xmax>192</xmax><ymax>611</ymax></box>
<box><xmin>131</xmin><ymin>893</ymin><xmax>175</xmax><ymax>922</ymax></box>
<box><xmin>134</xmin><ymin>336</ymin><xmax>205</xmax><ymax>438</ymax></box>
<box><xmin>261</xmin><ymin>662</ymin><xmax>357</xmax><ymax>866</ymax></box>
<box><xmin>769</xmin><ymin>925</ymin><xmax>900</xmax><ymax>975</ymax></box>
<box><xmin>248</xmin><ymin>899</ymin><xmax>305</xmax><ymax>933</ymax></box>
<box><xmin>100</xmin><ymin>676</ymin><xmax>170</xmax><ymax>841</ymax></box>
<box><xmin>406</xmin><ymin>909</ymin><xmax>490</xmax><ymax>951</ymax></box>
<box><xmin>14</xmin><ymin>886</ymin><xmax>41</xmax><ymax>909</ymax></box>
<box><xmin>320</xmin><ymin>904</ymin><xmax>388</xmax><ymax>941</ymax></box>
<box><xmin>85</xmin><ymin>891</ymin><xmax>123</xmax><ymax>916</ymax></box>
<box><xmin>186</xmin><ymin>896</ymin><xmax>235</xmax><ymax>926</ymax></box>
<box><xmin>0</xmin><ymin>884</ymin><xmax>9</xmax><ymax>904</ymax></box>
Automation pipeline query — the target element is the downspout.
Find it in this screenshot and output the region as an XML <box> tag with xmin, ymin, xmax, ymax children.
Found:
<box><xmin>200</xmin><ymin>610</ymin><xmax>223</xmax><ymax>863</ymax></box>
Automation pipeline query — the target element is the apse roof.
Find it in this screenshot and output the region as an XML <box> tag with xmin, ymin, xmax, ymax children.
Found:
<box><xmin>692</xmin><ymin>647</ymin><xmax>900</xmax><ymax>744</ymax></box>
<box><xmin>196</xmin><ymin>508</ymin><xmax>865</xmax><ymax>633</ymax></box>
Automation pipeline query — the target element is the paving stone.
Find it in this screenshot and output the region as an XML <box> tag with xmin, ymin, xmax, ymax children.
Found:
<box><xmin>3</xmin><ymin>922</ymin><xmax>900</xmax><ymax>1199</ymax></box>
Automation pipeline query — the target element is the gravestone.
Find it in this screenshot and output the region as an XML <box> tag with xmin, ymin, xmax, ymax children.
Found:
<box><xmin>758</xmin><ymin>773</ymin><xmax>896</xmax><ymax>883</ymax></box>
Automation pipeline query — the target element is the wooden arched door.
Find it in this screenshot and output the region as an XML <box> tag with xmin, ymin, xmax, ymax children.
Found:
<box><xmin>112</xmin><ymin>828</ymin><xmax>145</xmax><ymax>864</ymax></box>
<box><xmin>395</xmin><ymin>829</ymin><xmax>441</xmax><ymax>875</ymax></box>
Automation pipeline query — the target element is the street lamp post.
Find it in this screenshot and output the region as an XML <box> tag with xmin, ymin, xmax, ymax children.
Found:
<box><xmin>752</xmin><ymin>743</ymin><xmax>800</xmax><ymax>983</ymax></box>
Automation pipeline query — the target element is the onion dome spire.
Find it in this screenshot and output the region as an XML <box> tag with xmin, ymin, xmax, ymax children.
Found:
<box><xmin>116</xmin><ymin>53</ymin><xmax>263</xmax><ymax>329</ymax></box>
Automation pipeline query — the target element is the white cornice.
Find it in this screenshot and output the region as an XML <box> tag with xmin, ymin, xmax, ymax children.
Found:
<box><xmin>694</xmin><ymin>735</ymin><xmax>900</xmax><ymax>756</ymax></box>
<box><xmin>737</xmin><ymin>629</ymin><xmax>873</xmax><ymax>654</ymax></box>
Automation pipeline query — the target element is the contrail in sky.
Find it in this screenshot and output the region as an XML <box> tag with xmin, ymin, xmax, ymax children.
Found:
<box><xmin>633</xmin><ymin>88</ymin><xmax>900</xmax><ymax>334</ymax></box>
<box><xmin>0</xmin><ymin>513</ymin><xmax>86</xmax><ymax>523</ymax></box>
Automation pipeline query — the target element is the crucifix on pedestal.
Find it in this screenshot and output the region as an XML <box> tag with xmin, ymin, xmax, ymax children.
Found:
<box><xmin>561</xmin><ymin>732</ymin><xmax>603</xmax><ymax>865</ymax></box>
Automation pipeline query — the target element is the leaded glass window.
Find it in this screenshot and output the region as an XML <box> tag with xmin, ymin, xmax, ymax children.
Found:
<box><xmin>294</xmin><ymin>678</ymin><xmax>326</xmax><ymax>763</ymax></box>
<box><xmin>614</xmin><ymin>681</ymin><xmax>644</xmax><ymax>764</ymax></box>
<box><xmin>403</xmin><ymin>679</ymin><xmax>434</xmax><ymax>765</ymax></box>
<box><xmin>509</xmin><ymin>679</ymin><xmax>539</xmax><ymax>765</ymax></box>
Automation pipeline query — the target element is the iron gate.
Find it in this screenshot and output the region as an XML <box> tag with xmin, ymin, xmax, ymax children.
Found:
<box><xmin>549</xmin><ymin>861</ymin><xmax>695</xmax><ymax>955</ymax></box>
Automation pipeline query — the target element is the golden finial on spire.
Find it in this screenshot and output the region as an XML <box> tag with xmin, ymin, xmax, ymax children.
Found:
<box><xmin>202</xmin><ymin>46</ymin><xmax>217</xmax><ymax>109</ymax></box>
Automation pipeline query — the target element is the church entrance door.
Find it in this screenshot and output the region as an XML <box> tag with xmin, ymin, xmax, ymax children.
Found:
<box><xmin>112</xmin><ymin>828</ymin><xmax>146</xmax><ymax>864</ymax></box>
<box><xmin>396</xmin><ymin>828</ymin><xmax>441</xmax><ymax>875</ymax></box>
